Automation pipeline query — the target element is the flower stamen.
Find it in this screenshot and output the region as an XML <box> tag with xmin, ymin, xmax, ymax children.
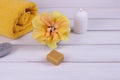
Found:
<box><xmin>46</xmin><ymin>24</ymin><xmax>58</xmax><ymax>37</ymax></box>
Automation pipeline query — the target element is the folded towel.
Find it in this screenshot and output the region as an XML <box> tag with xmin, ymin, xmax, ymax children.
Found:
<box><xmin>0</xmin><ymin>0</ymin><xmax>38</xmax><ymax>39</ymax></box>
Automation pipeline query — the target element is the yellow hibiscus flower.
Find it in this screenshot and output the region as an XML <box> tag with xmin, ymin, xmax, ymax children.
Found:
<box><xmin>32</xmin><ymin>11</ymin><xmax>70</xmax><ymax>48</ymax></box>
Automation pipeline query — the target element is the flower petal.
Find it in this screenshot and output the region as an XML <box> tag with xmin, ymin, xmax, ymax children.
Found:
<box><xmin>40</xmin><ymin>12</ymin><xmax>53</xmax><ymax>26</ymax></box>
<box><xmin>61</xmin><ymin>31</ymin><xmax>70</xmax><ymax>41</ymax></box>
<box><xmin>32</xmin><ymin>15</ymin><xmax>47</xmax><ymax>31</ymax></box>
<box><xmin>52</xmin><ymin>11</ymin><xmax>62</xmax><ymax>20</ymax></box>
<box><xmin>33</xmin><ymin>30</ymin><xmax>46</xmax><ymax>44</ymax></box>
<box><xmin>47</xmin><ymin>39</ymin><xmax>57</xmax><ymax>49</ymax></box>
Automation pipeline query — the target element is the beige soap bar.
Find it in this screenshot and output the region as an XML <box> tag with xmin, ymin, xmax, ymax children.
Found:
<box><xmin>47</xmin><ymin>50</ymin><xmax>64</xmax><ymax>66</ymax></box>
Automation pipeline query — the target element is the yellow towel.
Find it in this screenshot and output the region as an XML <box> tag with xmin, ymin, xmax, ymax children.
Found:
<box><xmin>0</xmin><ymin>0</ymin><xmax>38</xmax><ymax>39</ymax></box>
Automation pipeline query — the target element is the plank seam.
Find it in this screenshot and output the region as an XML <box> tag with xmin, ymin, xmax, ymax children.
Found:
<box><xmin>12</xmin><ymin>44</ymin><xmax>120</xmax><ymax>46</ymax></box>
<box><xmin>1</xmin><ymin>61</ymin><xmax>120</xmax><ymax>63</ymax></box>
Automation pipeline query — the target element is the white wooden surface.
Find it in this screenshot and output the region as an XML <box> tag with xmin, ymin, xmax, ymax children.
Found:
<box><xmin>0</xmin><ymin>0</ymin><xmax>120</xmax><ymax>80</ymax></box>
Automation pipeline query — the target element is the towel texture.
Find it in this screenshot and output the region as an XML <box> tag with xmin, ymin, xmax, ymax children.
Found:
<box><xmin>0</xmin><ymin>0</ymin><xmax>38</xmax><ymax>39</ymax></box>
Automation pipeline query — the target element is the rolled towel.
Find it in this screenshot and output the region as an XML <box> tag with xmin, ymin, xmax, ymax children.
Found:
<box><xmin>0</xmin><ymin>0</ymin><xmax>38</xmax><ymax>39</ymax></box>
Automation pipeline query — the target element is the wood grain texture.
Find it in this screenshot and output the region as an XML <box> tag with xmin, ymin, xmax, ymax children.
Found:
<box><xmin>38</xmin><ymin>8</ymin><xmax>120</xmax><ymax>19</ymax></box>
<box><xmin>0</xmin><ymin>63</ymin><xmax>120</xmax><ymax>80</ymax></box>
<box><xmin>71</xmin><ymin>19</ymin><xmax>120</xmax><ymax>30</ymax></box>
<box><xmin>0</xmin><ymin>31</ymin><xmax>120</xmax><ymax>45</ymax></box>
<box><xmin>31</xmin><ymin>0</ymin><xmax>120</xmax><ymax>8</ymax></box>
<box><xmin>0</xmin><ymin>45</ymin><xmax>120</xmax><ymax>62</ymax></box>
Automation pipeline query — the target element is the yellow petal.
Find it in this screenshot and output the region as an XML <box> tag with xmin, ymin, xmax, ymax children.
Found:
<box><xmin>52</xmin><ymin>33</ymin><xmax>61</xmax><ymax>42</ymax></box>
<box><xmin>57</xmin><ymin>16</ymin><xmax>70</xmax><ymax>41</ymax></box>
<box><xmin>60</xmin><ymin>31</ymin><xmax>70</xmax><ymax>41</ymax></box>
<box><xmin>40</xmin><ymin>12</ymin><xmax>53</xmax><ymax>26</ymax></box>
<box><xmin>32</xmin><ymin>15</ymin><xmax>47</xmax><ymax>31</ymax></box>
<box><xmin>47</xmin><ymin>39</ymin><xmax>57</xmax><ymax>49</ymax></box>
<box><xmin>33</xmin><ymin>29</ymin><xmax>47</xmax><ymax>44</ymax></box>
<box><xmin>52</xmin><ymin>11</ymin><xmax>62</xmax><ymax>20</ymax></box>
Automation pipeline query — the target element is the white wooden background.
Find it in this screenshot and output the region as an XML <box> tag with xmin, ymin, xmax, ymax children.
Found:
<box><xmin>0</xmin><ymin>0</ymin><xmax>120</xmax><ymax>80</ymax></box>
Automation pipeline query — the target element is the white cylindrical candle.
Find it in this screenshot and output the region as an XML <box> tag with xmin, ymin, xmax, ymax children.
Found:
<box><xmin>73</xmin><ymin>8</ymin><xmax>88</xmax><ymax>34</ymax></box>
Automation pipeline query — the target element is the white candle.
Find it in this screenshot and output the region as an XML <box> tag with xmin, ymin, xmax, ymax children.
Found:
<box><xmin>73</xmin><ymin>8</ymin><xmax>88</xmax><ymax>34</ymax></box>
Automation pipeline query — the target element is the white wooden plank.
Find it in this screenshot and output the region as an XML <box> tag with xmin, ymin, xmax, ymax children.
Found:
<box><xmin>71</xmin><ymin>19</ymin><xmax>120</xmax><ymax>30</ymax></box>
<box><xmin>63</xmin><ymin>31</ymin><xmax>120</xmax><ymax>45</ymax></box>
<box><xmin>31</xmin><ymin>0</ymin><xmax>120</xmax><ymax>8</ymax></box>
<box><xmin>0</xmin><ymin>31</ymin><xmax>120</xmax><ymax>45</ymax></box>
<box><xmin>1</xmin><ymin>45</ymin><xmax>120</xmax><ymax>62</ymax></box>
<box><xmin>0</xmin><ymin>63</ymin><xmax>120</xmax><ymax>80</ymax></box>
<box><xmin>39</xmin><ymin>8</ymin><xmax>120</xmax><ymax>19</ymax></box>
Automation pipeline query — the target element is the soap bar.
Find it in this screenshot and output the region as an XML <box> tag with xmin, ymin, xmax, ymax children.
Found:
<box><xmin>47</xmin><ymin>50</ymin><xmax>64</xmax><ymax>66</ymax></box>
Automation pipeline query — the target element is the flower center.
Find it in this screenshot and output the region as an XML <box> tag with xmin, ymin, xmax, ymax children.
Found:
<box><xmin>46</xmin><ymin>24</ymin><xmax>58</xmax><ymax>37</ymax></box>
